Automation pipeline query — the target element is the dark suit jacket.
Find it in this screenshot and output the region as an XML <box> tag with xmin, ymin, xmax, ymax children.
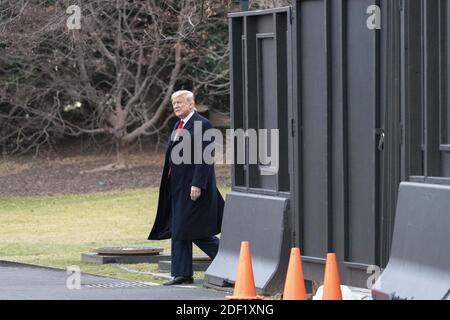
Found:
<box><xmin>148</xmin><ymin>111</ymin><xmax>224</xmax><ymax>241</ymax></box>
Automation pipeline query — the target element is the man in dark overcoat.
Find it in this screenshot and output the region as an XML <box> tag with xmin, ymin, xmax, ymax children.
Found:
<box><xmin>148</xmin><ymin>90</ymin><xmax>224</xmax><ymax>285</ymax></box>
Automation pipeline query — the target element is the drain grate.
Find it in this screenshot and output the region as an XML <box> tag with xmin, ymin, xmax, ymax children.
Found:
<box><xmin>83</xmin><ymin>281</ymin><xmax>153</xmax><ymax>289</ymax></box>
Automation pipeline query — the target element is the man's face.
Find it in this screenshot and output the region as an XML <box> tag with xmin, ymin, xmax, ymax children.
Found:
<box><xmin>172</xmin><ymin>95</ymin><xmax>193</xmax><ymax>119</ymax></box>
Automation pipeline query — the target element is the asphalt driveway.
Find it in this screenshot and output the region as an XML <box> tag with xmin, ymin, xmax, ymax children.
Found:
<box><xmin>0</xmin><ymin>261</ymin><xmax>227</xmax><ymax>300</ymax></box>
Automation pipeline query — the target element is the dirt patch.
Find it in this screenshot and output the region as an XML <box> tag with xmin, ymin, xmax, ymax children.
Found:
<box><xmin>0</xmin><ymin>151</ymin><xmax>231</xmax><ymax>197</ymax></box>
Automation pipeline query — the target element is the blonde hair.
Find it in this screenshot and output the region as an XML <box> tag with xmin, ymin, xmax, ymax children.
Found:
<box><xmin>171</xmin><ymin>90</ymin><xmax>195</xmax><ymax>104</ymax></box>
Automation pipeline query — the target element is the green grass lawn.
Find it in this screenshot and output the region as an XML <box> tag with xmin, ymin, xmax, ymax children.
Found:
<box><xmin>0</xmin><ymin>186</ymin><xmax>230</xmax><ymax>284</ymax></box>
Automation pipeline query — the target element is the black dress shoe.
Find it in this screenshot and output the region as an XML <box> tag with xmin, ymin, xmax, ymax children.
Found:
<box><xmin>163</xmin><ymin>276</ymin><xmax>194</xmax><ymax>286</ymax></box>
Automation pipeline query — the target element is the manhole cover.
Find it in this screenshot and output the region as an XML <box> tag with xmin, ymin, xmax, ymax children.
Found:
<box><xmin>95</xmin><ymin>246</ymin><xmax>164</xmax><ymax>256</ymax></box>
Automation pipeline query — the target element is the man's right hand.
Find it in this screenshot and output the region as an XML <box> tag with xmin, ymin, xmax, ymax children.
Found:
<box><xmin>190</xmin><ymin>186</ymin><xmax>201</xmax><ymax>201</ymax></box>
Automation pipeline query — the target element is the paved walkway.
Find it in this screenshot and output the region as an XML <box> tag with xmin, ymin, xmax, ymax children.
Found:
<box><xmin>0</xmin><ymin>261</ymin><xmax>227</xmax><ymax>300</ymax></box>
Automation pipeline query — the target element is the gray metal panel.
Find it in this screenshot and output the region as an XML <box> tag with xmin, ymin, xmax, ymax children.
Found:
<box><xmin>210</xmin><ymin>8</ymin><xmax>293</xmax><ymax>294</ymax></box>
<box><xmin>257</xmin><ymin>34</ymin><xmax>277</xmax><ymax>190</ymax></box>
<box><xmin>379</xmin><ymin>0</ymin><xmax>402</xmax><ymax>268</ymax></box>
<box><xmin>229</xmin><ymin>17</ymin><xmax>245</xmax><ymax>187</ymax></box>
<box><xmin>256</xmin><ymin>13</ymin><xmax>274</xmax><ymax>34</ymax></box>
<box><xmin>290</xmin><ymin>0</ymin><xmax>303</xmax><ymax>251</ymax></box>
<box><xmin>230</xmin><ymin>9</ymin><xmax>291</xmax><ymax>194</ymax></box>
<box><xmin>293</xmin><ymin>0</ymin><xmax>382</xmax><ymax>282</ymax></box>
<box><xmin>228</xmin><ymin>6</ymin><xmax>291</xmax><ymax>18</ymax></box>
<box><xmin>443</xmin><ymin>154</ymin><xmax>450</xmax><ymax>176</ymax></box>
<box><xmin>345</xmin><ymin>0</ymin><xmax>379</xmax><ymax>265</ymax></box>
<box><xmin>402</xmin><ymin>0</ymin><xmax>450</xmax><ymax>180</ymax></box>
<box><xmin>244</xmin><ymin>16</ymin><xmax>261</xmax><ymax>189</ymax></box>
<box><xmin>439</xmin><ymin>0</ymin><xmax>449</xmax><ymax>146</ymax></box>
<box><xmin>401</xmin><ymin>0</ymin><xmax>424</xmax><ymax>179</ymax></box>
<box><xmin>275</xmin><ymin>12</ymin><xmax>290</xmax><ymax>193</ymax></box>
<box><xmin>204</xmin><ymin>192</ymin><xmax>290</xmax><ymax>295</ymax></box>
<box><xmin>440</xmin><ymin>0</ymin><xmax>450</xmax><ymax>176</ymax></box>
<box><xmin>329</xmin><ymin>0</ymin><xmax>347</xmax><ymax>278</ymax></box>
<box><xmin>297</xmin><ymin>0</ymin><xmax>329</xmax><ymax>258</ymax></box>
<box><xmin>423</xmin><ymin>0</ymin><xmax>442</xmax><ymax>176</ymax></box>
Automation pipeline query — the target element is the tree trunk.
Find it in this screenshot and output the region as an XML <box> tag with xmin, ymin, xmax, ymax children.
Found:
<box><xmin>81</xmin><ymin>137</ymin><xmax>129</xmax><ymax>173</ymax></box>
<box><xmin>115</xmin><ymin>139</ymin><xmax>129</xmax><ymax>169</ymax></box>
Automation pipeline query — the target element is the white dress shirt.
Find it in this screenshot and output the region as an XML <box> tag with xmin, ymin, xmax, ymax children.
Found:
<box><xmin>181</xmin><ymin>110</ymin><xmax>195</xmax><ymax>127</ymax></box>
<box><xmin>174</xmin><ymin>110</ymin><xmax>195</xmax><ymax>140</ymax></box>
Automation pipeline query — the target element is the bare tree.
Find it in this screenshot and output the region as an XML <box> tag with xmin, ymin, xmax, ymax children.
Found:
<box><xmin>249</xmin><ymin>0</ymin><xmax>291</xmax><ymax>9</ymax></box>
<box><xmin>0</xmin><ymin>0</ymin><xmax>230</xmax><ymax>169</ymax></box>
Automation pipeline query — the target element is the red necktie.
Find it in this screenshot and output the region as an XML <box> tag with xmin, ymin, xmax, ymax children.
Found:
<box><xmin>175</xmin><ymin>120</ymin><xmax>184</xmax><ymax>137</ymax></box>
<box><xmin>168</xmin><ymin>120</ymin><xmax>184</xmax><ymax>177</ymax></box>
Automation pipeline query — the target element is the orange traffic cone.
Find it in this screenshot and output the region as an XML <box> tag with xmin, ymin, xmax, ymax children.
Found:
<box><xmin>226</xmin><ymin>241</ymin><xmax>263</xmax><ymax>300</ymax></box>
<box><xmin>322</xmin><ymin>253</ymin><xmax>343</xmax><ymax>300</ymax></box>
<box><xmin>283</xmin><ymin>248</ymin><xmax>307</xmax><ymax>300</ymax></box>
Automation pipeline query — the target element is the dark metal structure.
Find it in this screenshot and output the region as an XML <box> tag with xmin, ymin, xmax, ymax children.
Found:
<box><xmin>205</xmin><ymin>0</ymin><xmax>450</xmax><ymax>293</ymax></box>
<box><xmin>205</xmin><ymin>7</ymin><xmax>293</xmax><ymax>294</ymax></box>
